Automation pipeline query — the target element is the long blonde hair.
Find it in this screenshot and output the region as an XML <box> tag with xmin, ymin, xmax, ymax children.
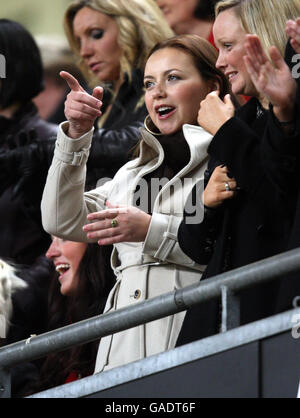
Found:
<box><xmin>215</xmin><ymin>0</ymin><xmax>300</xmax><ymax>55</ymax></box>
<box><xmin>64</xmin><ymin>0</ymin><xmax>174</xmax><ymax>86</ymax></box>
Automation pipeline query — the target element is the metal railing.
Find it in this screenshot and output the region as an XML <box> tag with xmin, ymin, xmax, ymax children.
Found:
<box><xmin>29</xmin><ymin>308</ymin><xmax>299</xmax><ymax>398</ymax></box>
<box><xmin>1</xmin><ymin>247</ymin><xmax>300</xmax><ymax>398</ymax></box>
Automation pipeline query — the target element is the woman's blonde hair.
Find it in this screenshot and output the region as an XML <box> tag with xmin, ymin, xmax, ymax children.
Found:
<box><xmin>215</xmin><ymin>0</ymin><xmax>300</xmax><ymax>55</ymax></box>
<box><xmin>64</xmin><ymin>0</ymin><xmax>174</xmax><ymax>85</ymax></box>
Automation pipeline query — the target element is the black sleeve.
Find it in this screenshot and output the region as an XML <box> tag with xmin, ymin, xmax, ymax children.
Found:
<box><xmin>260</xmin><ymin>107</ymin><xmax>300</xmax><ymax>194</ymax></box>
<box><xmin>259</xmin><ymin>41</ymin><xmax>300</xmax><ymax>194</ymax></box>
<box><xmin>0</xmin><ymin>138</ymin><xmax>55</xmax><ymax>198</ymax></box>
<box><xmin>178</xmin><ymin>177</ymin><xmax>224</xmax><ymax>265</ymax></box>
<box><xmin>208</xmin><ymin>115</ymin><xmax>265</xmax><ymax>195</ymax></box>
<box><xmin>87</xmin><ymin>121</ymin><xmax>142</xmax><ymax>169</ymax></box>
<box><xmin>208</xmin><ymin>104</ymin><xmax>300</xmax><ymax>202</ymax></box>
<box><xmin>0</xmin><ymin>120</ymin><xmax>142</xmax><ymax>209</ymax></box>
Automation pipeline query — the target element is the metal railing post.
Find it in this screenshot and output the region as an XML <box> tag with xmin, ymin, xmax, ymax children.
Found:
<box><xmin>0</xmin><ymin>368</ymin><xmax>11</xmax><ymax>398</ymax></box>
<box><xmin>221</xmin><ymin>285</ymin><xmax>240</xmax><ymax>332</ymax></box>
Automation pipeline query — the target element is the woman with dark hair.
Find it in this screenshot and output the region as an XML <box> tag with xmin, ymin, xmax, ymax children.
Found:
<box><xmin>0</xmin><ymin>20</ymin><xmax>43</xmax><ymax>110</ymax></box>
<box><xmin>36</xmin><ymin>238</ymin><xmax>115</xmax><ymax>392</ymax></box>
<box><xmin>0</xmin><ymin>19</ymin><xmax>58</xmax><ymax>266</ymax></box>
<box><xmin>41</xmin><ymin>34</ymin><xmax>232</xmax><ymax>372</ymax></box>
<box><xmin>11</xmin><ymin>238</ymin><xmax>115</xmax><ymax>397</ymax></box>
<box><xmin>156</xmin><ymin>0</ymin><xmax>218</xmax><ymax>46</ymax></box>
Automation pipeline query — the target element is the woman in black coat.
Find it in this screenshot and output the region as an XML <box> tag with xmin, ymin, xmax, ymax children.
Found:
<box><xmin>0</xmin><ymin>19</ymin><xmax>58</xmax><ymax>266</ymax></box>
<box><xmin>176</xmin><ymin>0</ymin><xmax>300</xmax><ymax>345</ymax></box>
<box><xmin>243</xmin><ymin>27</ymin><xmax>300</xmax><ymax>314</ymax></box>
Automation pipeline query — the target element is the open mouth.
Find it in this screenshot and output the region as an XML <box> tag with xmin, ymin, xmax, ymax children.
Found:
<box><xmin>56</xmin><ymin>264</ymin><xmax>70</xmax><ymax>276</ymax></box>
<box><xmin>156</xmin><ymin>106</ymin><xmax>176</xmax><ymax>119</ymax></box>
<box><xmin>227</xmin><ymin>72</ymin><xmax>238</xmax><ymax>82</ymax></box>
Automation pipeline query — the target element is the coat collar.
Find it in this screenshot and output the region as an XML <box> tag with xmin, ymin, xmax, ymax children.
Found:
<box><xmin>132</xmin><ymin>125</ymin><xmax>213</xmax><ymax>176</ymax></box>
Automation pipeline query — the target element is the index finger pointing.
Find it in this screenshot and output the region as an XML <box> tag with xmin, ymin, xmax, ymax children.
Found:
<box><xmin>60</xmin><ymin>71</ymin><xmax>85</xmax><ymax>92</ymax></box>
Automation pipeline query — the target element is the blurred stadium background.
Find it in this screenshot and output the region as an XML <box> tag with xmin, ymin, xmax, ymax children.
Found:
<box><xmin>2</xmin><ymin>0</ymin><xmax>72</xmax><ymax>36</ymax></box>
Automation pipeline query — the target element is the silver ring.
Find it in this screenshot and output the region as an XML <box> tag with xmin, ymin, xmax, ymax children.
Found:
<box><xmin>225</xmin><ymin>182</ymin><xmax>231</xmax><ymax>192</ymax></box>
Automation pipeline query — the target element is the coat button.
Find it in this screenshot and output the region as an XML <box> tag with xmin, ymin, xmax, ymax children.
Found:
<box><xmin>134</xmin><ymin>290</ymin><xmax>141</xmax><ymax>300</ymax></box>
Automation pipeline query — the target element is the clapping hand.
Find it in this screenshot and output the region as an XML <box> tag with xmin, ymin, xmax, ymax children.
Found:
<box><xmin>60</xmin><ymin>71</ymin><xmax>103</xmax><ymax>139</ymax></box>
<box><xmin>286</xmin><ymin>18</ymin><xmax>300</xmax><ymax>54</ymax></box>
<box><xmin>243</xmin><ymin>35</ymin><xmax>297</xmax><ymax>122</ymax></box>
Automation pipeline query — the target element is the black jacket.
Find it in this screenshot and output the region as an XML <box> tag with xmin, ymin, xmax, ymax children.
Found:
<box><xmin>86</xmin><ymin>69</ymin><xmax>147</xmax><ymax>186</ymax></box>
<box><xmin>176</xmin><ymin>93</ymin><xmax>300</xmax><ymax>345</ymax></box>
<box><xmin>1</xmin><ymin>70</ymin><xmax>146</xmax><ymax>191</ymax></box>
<box><xmin>265</xmin><ymin>41</ymin><xmax>300</xmax><ymax>313</ymax></box>
<box><xmin>0</xmin><ymin>102</ymin><xmax>58</xmax><ymax>265</ymax></box>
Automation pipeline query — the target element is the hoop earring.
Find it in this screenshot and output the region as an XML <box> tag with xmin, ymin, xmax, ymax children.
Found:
<box><xmin>144</xmin><ymin>115</ymin><xmax>163</xmax><ymax>136</ymax></box>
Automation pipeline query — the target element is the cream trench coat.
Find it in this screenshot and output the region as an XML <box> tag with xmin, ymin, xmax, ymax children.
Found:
<box><xmin>41</xmin><ymin>122</ymin><xmax>212</xmax><ymax>373</ymax></box>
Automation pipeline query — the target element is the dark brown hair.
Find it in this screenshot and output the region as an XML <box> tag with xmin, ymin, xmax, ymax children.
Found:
<box><xmin>0</xmin><ymin>19</ymin><xmax>44</xmax><ymax>108</ymax></box>
<box><xmin>29</xmin><ymin>244</ymin><xmax>115</xmax><ymax>394</ymax></box>
<box><xmin>147</xmin><ymin>34</ymin><xmax>230</xmax><ymax>100</ymax></box>
<box><xmin>132</xmin><ymin>34</ymin><xmax>234</xmax><ymax>157</ymax></box>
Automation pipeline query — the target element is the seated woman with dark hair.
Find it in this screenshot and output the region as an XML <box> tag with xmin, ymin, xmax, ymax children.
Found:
<box><xmin>36</xmin><ymin>238</ymin><xmax>115</xmax><ymax>393</ymax></box>
<box><xmin>8</xmin><ymin>237</ymin><xmax>115</xmax><ymax>397</ymax></box>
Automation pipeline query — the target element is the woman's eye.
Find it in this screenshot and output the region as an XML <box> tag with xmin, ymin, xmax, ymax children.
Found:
<box><xmin>91</xmin><ymin>29</ymin><xmax>104</xmax><ymax>40</ymax></box>
<box><xmin>224</xmin><ymin>43</ymin><xmax>232</xmax><ymax>50</ymax></box>
<box><xmin>144</xmin><ymin>81</ymin><xmax>155</xmax><ymax>89</ymax></box>
<box><xmin>168</xmin><ymin>74</ymin><xmax>180</xmax><ymax>82</ymax></box>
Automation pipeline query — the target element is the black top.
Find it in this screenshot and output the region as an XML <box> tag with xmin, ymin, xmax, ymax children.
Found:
<box><xmin>0</xmin><ymin>102</ymin><xmax>58</xmax><ymax>265</ymax></box>
<box><xmin>87</xmin><ymin>69</ymin><xmax>147</xmax><ymax>186</ymax></box>
<box><xmin>134</xmin><ymin>130</ymin><xmax>191</xmax><ymax>215</ymax></box>
<box><xmin>176</xmin><ymin>72</ymin><xmax>300</xmax><ymax>344</ymax></box>
<box><xmin>0</xmin><ymin>70</ymin><xmax>147</xmax><ymax>192</ymax></box>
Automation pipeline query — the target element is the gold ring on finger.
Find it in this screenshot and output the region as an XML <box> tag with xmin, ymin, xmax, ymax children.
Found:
<box><xmin>111</xmin><ymin>218</ymin><xmax>118</xmax><ymax>228</ymax></box>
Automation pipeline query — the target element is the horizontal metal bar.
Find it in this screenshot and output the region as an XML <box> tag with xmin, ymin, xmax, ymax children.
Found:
<box><xmin>29</xmin><ymin>308</ymin><xmax>300</xmax><ymax>398</ymax></box>
<box><xmin>1</xmin><ymin>247</ymin><xmax>300</xmax><ymax>369</ymax></box>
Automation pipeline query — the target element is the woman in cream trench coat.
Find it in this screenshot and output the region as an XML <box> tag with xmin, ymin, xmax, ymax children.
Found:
<box><xmin>41</xmin><ymin>35</ymin><xmax>232</xmax><ymax>372</ymax></box>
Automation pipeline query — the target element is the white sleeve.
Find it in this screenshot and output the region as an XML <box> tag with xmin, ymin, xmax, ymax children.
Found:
<box><xmin>142</xmin><ymin>212</ymin><xmax>205</xmax><ymax>270</ymax></box>
<box><xmin>41</xmin><ymin>122</ymin><xmax>112</xmax><ymax>242</ymax></box>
